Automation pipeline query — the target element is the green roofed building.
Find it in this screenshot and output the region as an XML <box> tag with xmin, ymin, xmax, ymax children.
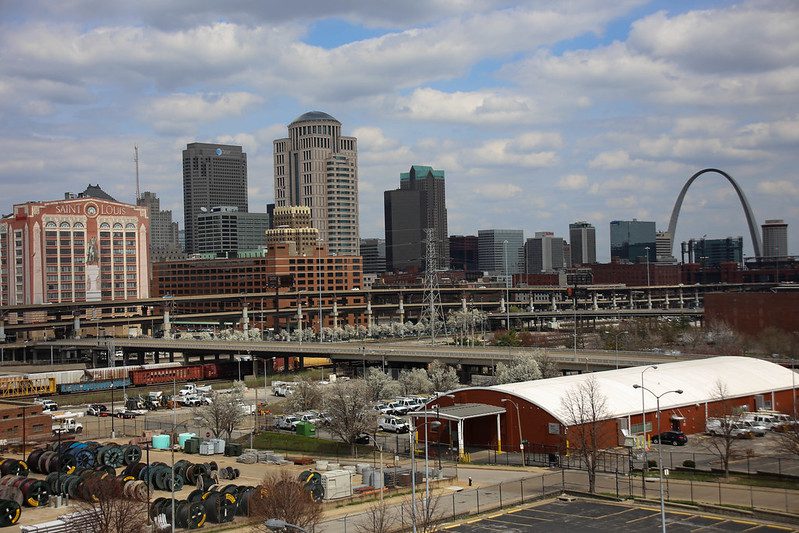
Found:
<box><xmin>384</xmin><ymin>165</ymin><xmax>448</xmax><ymax>272</ymax></box>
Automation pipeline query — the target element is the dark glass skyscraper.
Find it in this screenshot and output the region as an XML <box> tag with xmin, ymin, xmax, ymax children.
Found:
<box><xmin>384</xmin><ymin>165</ymin><xmax>448</xmax><ymax>272</ymax></box>
<box><xmin>610</xmin><ymin>219</ymin><xmax>656</xmax><ymax>262</ymax></box>
<box><xmin>568</xmin><ymin>221</ymin><xmax>596</xmax><ymax>265</ymax></box>
<box><xmin>182</xmin><ymin>143</ymin><xmax>248</xmax><ymax>254</ymax></box>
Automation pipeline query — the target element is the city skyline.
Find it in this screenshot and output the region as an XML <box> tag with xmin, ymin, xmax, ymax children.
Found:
<box><xmin>1</xmin><ymin>2</ymin><xmax>797</xmax><ymax>261</ymax></box>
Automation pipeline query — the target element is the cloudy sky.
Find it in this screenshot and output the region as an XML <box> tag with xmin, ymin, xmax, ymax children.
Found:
<box><xmin>1</xmin><ymin>0</ymin><xmax>797</xmax><ymax>260</ymax></box>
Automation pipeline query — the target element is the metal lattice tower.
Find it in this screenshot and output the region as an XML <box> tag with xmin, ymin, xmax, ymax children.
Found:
<box><xmin>420</xmin><ymin>228</ymin><xmax>447</xmax><ymax>344</ymax></box>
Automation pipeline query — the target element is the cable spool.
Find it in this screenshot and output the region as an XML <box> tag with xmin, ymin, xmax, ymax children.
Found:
<box><xmin>25</xmin><ymin>450</ymin><xmax>45</xmax><ymax>474</ymax></box>
<box><xmin>187</xmin><ymin>489</ymin><xmax>204</xmax><ymax>503</ymax></box>
<box><xmin>202</xmin><ymin>490</ymin><xmax>237</xmax><ymax>523</ymax></box>
<box><xmin>122</xmin><ymin>445</ymin><xmax>142</xmax><ymax>466</ymax></box>
<box><xmin>0</xmin><ymin>459</ymin><xmax>28</xmax><ymax>478</ymax></box>
<box><xmin>18</xmin><ymin>478</ymin><xmax>49</xmax><ymax>507</ymax></box>
<box><xmin>235</xmin><ymin>487</ymin><xmax>254</xmax><ymax>516</ymax></box>
<box><xmin>0</xmin><ymin>485</ymin><xmax>22</xmax><ymax>507</ymax></box>
<box><xmin>0</xmin><ymin>499</ymin><xmax>21</xmax><ymax>527</ymax></box>
<box><xmin>175</xmin><ymin>500</ymin><xmax>206</xmax><ymax>529</ymax></box>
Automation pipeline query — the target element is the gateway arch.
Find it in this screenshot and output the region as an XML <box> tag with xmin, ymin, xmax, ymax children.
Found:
<box><xmin>667</xmin><ymin>168</ymin><xmax>762</xmax><ymax>258</ymax></box>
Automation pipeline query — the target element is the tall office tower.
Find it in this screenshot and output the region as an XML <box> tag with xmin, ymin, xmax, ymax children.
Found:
<box><xmin>568</xmin><ymin>221</ymin><xmax>596</xmax><ymax>265</ymax></box>
<box><xmin>478</xmin><ymin>229</ymin><xmax>524</xmax><ymax>277</ymax></box>
<box><xmin>273</xmin><ymin>111</ymin><xmax>359</xmax><ymax>256</ymax></box>
<box><xmin>384</xmin><ymin>165</ymin><xmax>449</xmax><ymax>272</ymax></box>
<box><xmin>450</xmin><ymin>235</ymin><xmax>479</xmax><ymax>271</ymax></box>
<box><xmin>762</xmin><ymin>219</ymin><xmax>788</xmax><ymax>257</ymax></box>
<box><xmin>655</xmin><ymin>231</ymin><xmax>675</xmax><ymax>263</ymax></box>
<box><xmin>681</xmin><ymin>236</ymin><xmax>743</xmax><ymax>266</ymax></box>
<box><xmin>137</xmin><ymin>191</ymin><xmax>182</xmax><ymax>262</ymax></box>
<box><xmin>360</xmin><ymin>238</ymin><xmax>386</xmax><ymax>274</ymax></box>
<box><xmin>265</xmin><ymin>205</ymin><xmax>319</xmax><ymax>256</ymax></box>
<box><xmin>182</xmin><ymin>143</ymin><xmax>248</xmax><ymax>254</ymax></box>
<box><xmin>195</xmin><ymin>206</ymin><xmax>270</xmax><ymax>255</ymax></box>
<box><xmin>562</xmin><ymin>242</ymin><xmax>573</xmax><ymax>268</ymax></box>
<box><xmin>525</xmin><ymin>232</ymin><xmax>565</xmax><ymax>274</ymax></box>
<box><xmin>610</xmin><ymin>219</ymin><xmax>656</xmax><ymax>262</ymax></box>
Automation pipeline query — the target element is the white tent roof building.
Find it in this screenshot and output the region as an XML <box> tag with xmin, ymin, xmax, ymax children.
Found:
<box><xmin>491</xmin><ymin>356</ymin><xmax>797</xmax><ymax>425</ymax></box>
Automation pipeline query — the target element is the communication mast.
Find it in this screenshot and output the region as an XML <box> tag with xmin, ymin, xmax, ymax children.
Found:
<box><xmin>134</xmin><ymin>144</ymin><xmax>140</xmax><ymax>201</ymax></box>
<box><xmin>420</xmin><ymin>228</ymin><xmax>447</xmax><ymax>344</ymax></box>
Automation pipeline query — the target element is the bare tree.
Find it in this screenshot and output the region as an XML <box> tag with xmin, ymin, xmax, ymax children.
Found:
<box><xmin>702</xmin><ymin>380</ymin><xmax>748</xmax><ymax>477</ymax></box>
<box><xmin>249</xmin><ymin>471</ymin><xmax>323</xmax><ymax>531</ymax></box>
<box><xmin>355</xmin><ymin>498</ymin><xmax>396</xmax><ymax>533</ymax></box>
<box><xmin>75</xmin><ymin>477</ymin><xmax>148</xmax><ymax>533</ymax></box>
<box><xmin>322</xmin><ymin>380</ymin><xmax>378</xmax><ymax>453</ymax></box>
<box><xmin>286</xmin><ymin>378</ymin><xmax>324</xmax><ymax>412</ymax></box>
<box><xmin>402</xmin><ymin>490</ymin><xmax>442</xmax><ymax>533</ymax></box>
<box><xmin>776</xmin><ymin>422</ymin><xmax>799</xmax><ymax>458</ymax></box>
<box><xmin>193</xmin><ymin>391</ymin><xmax>249</xmax><ymax>440</ymax></box>
<box><xmin>559</xmin><ymin>375</ymin><xmax>609</xmax><ymax>493</ymax></box>
<box><xmin>427</xmin><ymin>360</ymin><xmax>460</xmax><ymax>392</ymax></box>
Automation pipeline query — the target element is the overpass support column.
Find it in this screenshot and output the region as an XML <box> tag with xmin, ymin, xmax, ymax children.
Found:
<box><xmin>138</xmin><ymin>351</ymin><xmax>144</xmax><ymax>365</ymax></box>
<box><xmin>694</xmin><ymin>289</ymin><xmax>700</xmax><ymax>307</ymax></box>
<box><xmin>611</xmin><ymin>292</ymin><xmax>617</xmax><ymax>309</ymax></box>
<box><xmin>629</xmin><ymin>292</ymin><xmax>634</xmax><ymax>309</ymax></box>
<box><xmin>458</xmin><ymin>419</ymin><xmax>465</xmax><ymax>460</ymax></box>
<box><xmin>678</xmin><ymin>288</ymin><xmax>684</xmax><ymax>308</ymax></box>
<box><xmin>398</xmin><ymin>299</ymin><xmax>405</xmax><ymax>324</ymax></box>
<box><xmin>496</xmin><ymin>414</ymin><xmax>502</xmax><ymax>453</ymax></box>
<box><xmin>500</xmin><ymin>296</ymin><xmax>506</xmax><ymax>314</ymax></box>
<box><xmin>592</xmin><ymin>293</ymin><xmax>598</xmax><ymax>311</ymax></box>
<box><xmin>664</xmin><ymin>292</ymin><xmax>670</xmax><ymax>309</ymax></box>
<box><xmin>199</xmin><ymin>353</ymin><xmax>205</xmax><ymax>363</ymax></box>
<box><xmin>154</xmin><ymin>351</ymin><xmax>160</xmax><ymax>364</ymax></box>
<box><xmin>332</xmin><ymin>301</ymin><xmax>339</xmax><ymax>330</ymax></box>
<box><xmin>0</xmin><ymin>321</ymin><xmax>4</xmax><ymax>343</ymax></box>
<box><xmin>551</xmin><ymin>294</ymin><xmax>557</xmax><ymax>311</ymax></box>
<box><xmin>647</xmin><ymin>291</ymin><xmax>652</xmax><ymax>309</ymax></box>
<box><xmin>528</xmin><ymin>295</ymin><xmax>534</xmax><ymax>312</ymax></box>
<box><xmin>242</xmin><ymin>306</ymin><xmax>249</xmax><ymax>335</ymax></box>
<box><xmin>72</xmin><ymin>316</ymin><xmax>80</xmax><ymax>339</ymax></box>
<box><xmin>169</xmin><ymin>351</ymin><xmax>174</xmax><ymax>363</ymax></box>
<box><xmin>366</xmin><ymin>301</ymin><xmax>373</xmax><ymax>337</ymax></box>
<box><xmin>283</xmin><ymin>356</ymin><xmax>290</xmax><ymax>373</ymax></box>
<box><xmin>163</xmin><ymin>311</ymin><xmax>171</xmax><ymax>340</ymax></box>
<box><xmin>296</xmin><ymin>303</ymin><xmax>303</xmax><ymax>340</ymax></box>
<box><xmin>462</xmin><ymin>298</ymin><xmax>468</xmax><ymax>313</ymax></box>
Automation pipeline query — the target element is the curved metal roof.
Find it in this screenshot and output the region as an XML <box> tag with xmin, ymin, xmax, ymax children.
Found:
<box><xmin>290</xmin><ymin>111</ymin><xmax>339</xmax><ymax>124</ymax></box>
<box><xmin>488</xmin><ymin>356</ymin><xmax>797</xmax><ymax>425</ymax></box>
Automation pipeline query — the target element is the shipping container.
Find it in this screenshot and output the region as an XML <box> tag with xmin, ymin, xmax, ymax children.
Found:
<box><xmin>23</xmin><ymin>370</ymin><xmax>87</xmax><ymax>385</ymax></box>
<box><xmin>130</xmin><ymin>365</ymin><xmax>204</xmax><ymax>386</ymax></box>
<box><xmin>58</xmin><ymin>378</ymin><xmax>132</xmax><ymax>394</ymax></box>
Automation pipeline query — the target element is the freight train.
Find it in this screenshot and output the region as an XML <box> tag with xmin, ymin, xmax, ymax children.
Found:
<box><xmin>0</xmin><ymin>360</ymin><xmax>254</xmax><ymax>399</ymax></box>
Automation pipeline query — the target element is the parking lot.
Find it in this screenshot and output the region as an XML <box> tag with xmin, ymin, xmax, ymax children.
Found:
<box><xmin>445</xmin><ymin>499</ymin><xmax>798</xmax><ymax>532</ymax></box>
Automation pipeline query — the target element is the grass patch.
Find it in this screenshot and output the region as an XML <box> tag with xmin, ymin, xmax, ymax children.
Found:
<box><xmin>658</xmin><ymin>469</ymin><xmax>799</xmax><ymax>490</ymax></box>
<box><xmin>249</xmin><ymin>431</ymin><xmax>375</xmax><ymax>458</ymax></box>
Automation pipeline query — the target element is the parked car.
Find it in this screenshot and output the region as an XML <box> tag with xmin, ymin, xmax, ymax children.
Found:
<box><xmin>299</xmin><ymin>412</ymin><xmax>321</xmax><ymax>425</ymax></box>
<box><xmin>114</xmin><ymin>410</ymin><xmax>137</xmax><ymax>419</ymax></box>
<box><xmin>276</xmin><ymin>415</ymin><xmax>300</xmax><ymax>431</ymax></box>
<box><xmin>706</xmin><ymin>419</ymin><xmax>751</xmax><ymax>439</ymax></box>
<box><xmin>354</xmin><ymin>432</ymin><xmax>372</xmax><ymax>445</ymax></box>
<box><xmin>34</xmin><ymin>398</ymin><xmax>58</xmax><ymax>412</ymax></box>
<box><xmin>86</xmin><ymin>404</ymin><xmax>109</xmax><ymax>417</ymax></box>
<box><xmin>739</xmin><ymin>420</ymin><xmax>768</xmax><ymax>437</ymax></box>
<box><xmin>651</xmin><ymin>431</ymin><xmax>688</xmax><ymax>446</ymax></box>
<box><xmin>379</xmin><ymin>416</ymin><xmax>410</xmax><ymax>433</ymax></box>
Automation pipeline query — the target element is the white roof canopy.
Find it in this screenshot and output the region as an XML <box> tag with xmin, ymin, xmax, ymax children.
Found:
<box><xmin>490</xmin><ymin>356</ymin><xmax>797</xmax><ymax>425</ymax></box>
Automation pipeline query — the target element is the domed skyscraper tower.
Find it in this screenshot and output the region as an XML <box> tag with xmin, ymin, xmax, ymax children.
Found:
<box><xmin>273</xmin><ymin>111</ymin><xmax>359</xmax><ymax>256</ymax></box>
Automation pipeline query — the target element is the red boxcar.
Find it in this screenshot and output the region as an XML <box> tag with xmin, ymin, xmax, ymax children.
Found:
<box><xmin>129</xmin><ymin>365</ymin><xmax>203</xmax><ymax>386</ymax></box>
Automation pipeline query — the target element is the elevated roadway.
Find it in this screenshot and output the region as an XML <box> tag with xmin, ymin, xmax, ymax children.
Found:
<box><xmin>36</xmin><ymin>338</ymin><xmax>702</xmax><ymax>371</ymax></box>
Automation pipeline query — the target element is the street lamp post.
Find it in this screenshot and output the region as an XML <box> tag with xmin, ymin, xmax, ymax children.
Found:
<box><xmin>503</xmin><ymin>240</ymin><xmax>510</xmax><ymax>331</ymax></box>
<box><xmin>633</xmin><ymin>384</ymin><xmax>683</xmax><ymax>533</ymax></box>
<box><xmin>639</xmin><ymin>365</ymin><xmax>657</xmax><ymax>497</ymax></box>
<box><xmin>645</xmin><ymin>246</ymin><xmax>651</xmax><ymax>287</ymax></box>
<box><xmin>411</xmin><ymin>412</ymin><xmax>442</xmax><ymax>533</ymax></box>
<box><xmin>500</xmin><ymin>398</ymin><xmax>525</xmax><ymax>466</ymax></box>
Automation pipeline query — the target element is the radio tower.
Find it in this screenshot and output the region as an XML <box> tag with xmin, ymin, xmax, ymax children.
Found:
<box><xmin>420</xmin><ymin>228</ymin><xmax>447</xmax><ymax>344</ymax></box>
<box><xmin>134</xmin><ymin>144</ymin><xmax>140</xmax><ymax>201</ymax></box>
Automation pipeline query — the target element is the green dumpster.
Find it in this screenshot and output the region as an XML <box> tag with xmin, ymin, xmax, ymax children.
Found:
<box><xmin>295</xmin><ymin>421</ymin><xmax>316</xmax><ymax>437</ymax></box>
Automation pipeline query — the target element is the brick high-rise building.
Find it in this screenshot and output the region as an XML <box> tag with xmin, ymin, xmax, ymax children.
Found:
<box><xmin>182</xmin><ymin>143</ymin><xmax>248</xmax><ymax>254</ymax></box>
<box><xmin>273</xmin><ymin>112</ymin><xmax>359</xmax><ymax>256</ymax></box>
<box><xmin>0</xmin><ymin>186</ymin><xmax>150</xmax><ymax>305</ymax></box>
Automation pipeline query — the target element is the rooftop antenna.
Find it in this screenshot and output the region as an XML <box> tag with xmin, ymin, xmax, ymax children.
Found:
<box><xmin>134</xmin><ymin>144</ymin><xmax>140</xmax><ymax>201</ymax></box>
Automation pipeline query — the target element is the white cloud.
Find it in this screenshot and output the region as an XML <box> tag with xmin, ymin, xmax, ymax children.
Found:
<box><xmin>141</xmin><ymin>92</ymin><xmax>264</xmax><ymax>133</ymax></box>
<box><xmin>394</xmin><ymin>88</ymin><xmax>540</xmax><ymax>124</ymax></box>
<box><xmin>758</xmin><ymin>180</ymin><xmax>799</xmax><ymax>197</ymax></box>
<box><xmin>557</xmin><ymin>174</ymin><xmax>588</xmax><ymax>190</ymax></box>
<box><xmin>472</xmin><ymin>183</ymin><xmax>522</xmax><ymax>200</ymax></box>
